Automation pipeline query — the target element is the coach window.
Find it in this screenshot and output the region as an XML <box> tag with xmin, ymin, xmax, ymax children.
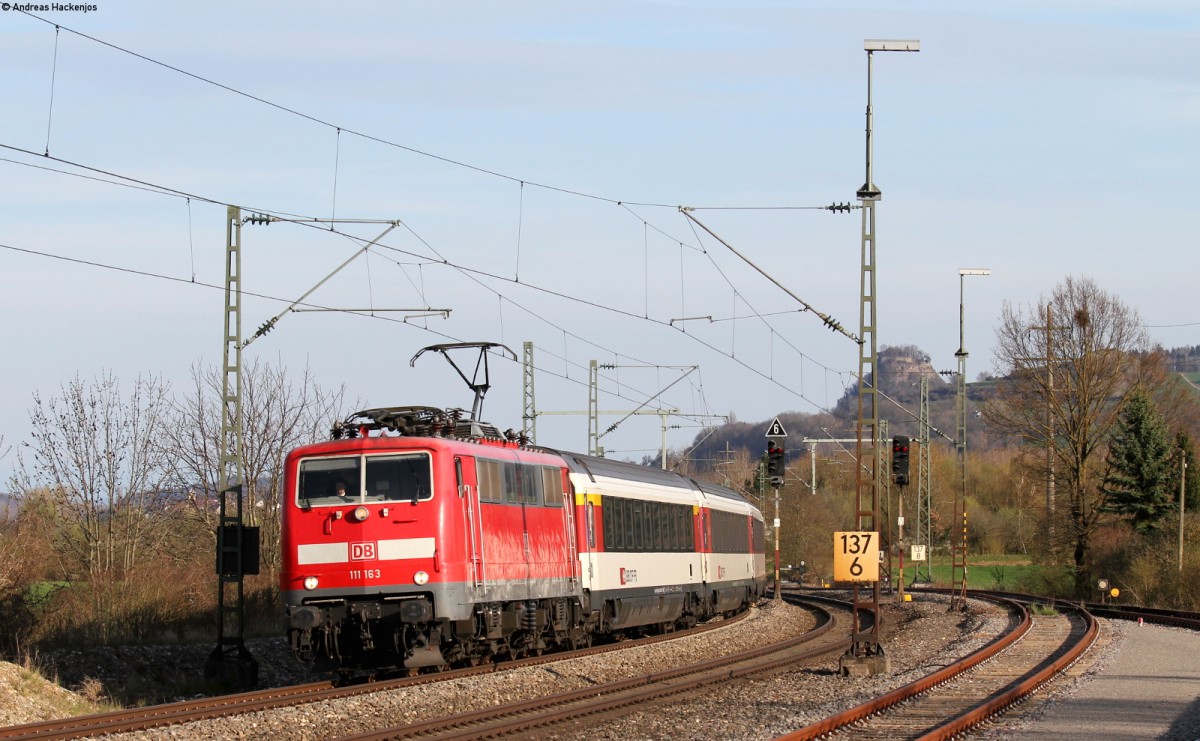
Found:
<box><xmin>657</xmin><ymin>501</ymin><xmax>667</xmax><ymax>549</ymax></box>
<box><xmin>610</xmin><ymin>497</ymin><xmax>627</xmax><ymax>551</ymax></box>
<box><xmin>297</xmin><ymin>456</ymin><xmax>362</xmax><ymax>507</ymax></box>
<box><xmin>365</xmin><ymin>453</ymin><xmax>432</xmax><ymax>503</ymax></box>
<box><xmin>671</xmin><ymin>506</ymin><xmax>681</xmax><ymax>550</ymax></box>
<box><xmin>632</xmin><ymin>500</ymin><xmax>642</xmax><ymax>550</ymax></box>
<box><xmin>601</xmin><ymin>497</ymin><xmax>616</xmax><ymax>550</ymax></box>
<box><xmin>646</xmin><ymin>502</ymin><xmax>657</xmax><ymax>550</ymax></box>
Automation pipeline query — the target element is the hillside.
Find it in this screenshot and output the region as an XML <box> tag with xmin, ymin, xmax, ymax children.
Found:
<box><xmin>678</xmin><ymin>343</ymin><xmax>1198</xmax><ymax>476</ymax></box>
<box><xmin>680</xmin><ymin>344</ymin><xmax>967</xmax><ymax>471</ymax></box>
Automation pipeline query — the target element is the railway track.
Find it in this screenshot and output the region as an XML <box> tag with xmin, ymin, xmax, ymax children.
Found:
<box><xmin>779</xmin><ymin>596</ymin><xmax>1097</xmax><ymax>740</ymax></box>
<box><xmin>0</xmin><ymin>609</ymin><xmax>750</xmax><ymax>741</ymax></box>
<box><xmin>333</xmin><ymin>596</ymin><xmax>849</xmax><ymax>741</ymax></box>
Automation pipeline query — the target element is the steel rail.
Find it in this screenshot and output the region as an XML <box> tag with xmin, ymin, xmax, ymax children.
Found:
<box><xmin>777</xmin><ymin>595</ymin><xmax>1099</xmax><ymax>741</ymax></box>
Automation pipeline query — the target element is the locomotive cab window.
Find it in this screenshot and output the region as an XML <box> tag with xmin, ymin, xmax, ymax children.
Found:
<box><xmin>298</xmin><ymin>457</ymin><xmax>362</xmax><ymax>507</ymax></box>
<box><xmin>297</xmin><ymin>452</ymin><xmax>432</xmax><ymax>507</ymax></box>
<box><xmin>365</xmin><ymin>453</ymin><xmax>433</xmax><ymax>503</ymax></box>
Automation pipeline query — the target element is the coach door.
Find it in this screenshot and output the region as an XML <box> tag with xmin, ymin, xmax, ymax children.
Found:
<box><xmin>456</xmin><ymin>456</ymin><xmax>487</xmax><ymax>597</ymax></box>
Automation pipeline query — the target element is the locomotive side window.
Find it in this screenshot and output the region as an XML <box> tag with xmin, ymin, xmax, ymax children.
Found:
<box><xmin>473</xmin><ymin>459</ymin><xmax>557</xmax><ymax>507</ymax></box>
<box><xmin>540</xmin><ymin>467</ymin><xmax>564</xmax><ymax>507</ymax></box>
<box><xmin>365</xmin><ymin>453</ymin><xmax>432</xmax><ymax>503</ymax></box>
<box><xmin>297</xmin><ymin>457</ymin><xmax>362</xmax><ymax>506</ymax></box>
<box><xmin>476</xmin><ymin>459</ymin><xmax>501</xmax><ymax>502</ymax></box>
<box><xmin>519</xmin><ymin>465</ymin><xmax>542</xmax><ymax>505</ymax></box>
<box><xmin>502</xmin><ymin>462</ymin><xmax>520</xmax><ymax>504</ymax></box>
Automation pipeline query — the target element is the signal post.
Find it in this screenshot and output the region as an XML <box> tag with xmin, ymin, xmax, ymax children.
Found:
<box><xmin>891</xmin><ymin>436</ymin><xmax>911</xmax><ymax>603</ymax></box>
<box><xmin>765</xmin><ymin>418</ymin><xmax>787</xmax><ymax>599</ymax></box>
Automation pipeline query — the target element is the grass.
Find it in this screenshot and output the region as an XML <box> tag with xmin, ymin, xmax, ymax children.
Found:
<box><xmin>898</xmin><ymin>553</ymin><xmax>1060</xmax><ymax>591</ymax></box>
<box><xmin>24</xmin><ymin>581</ymin><xmax>71</xmax><ymax>610</ymax></box>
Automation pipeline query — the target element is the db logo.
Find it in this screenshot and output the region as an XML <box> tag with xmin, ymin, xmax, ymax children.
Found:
<box><xmin>350</xmin><ymin>542</ymin><xmax>377</xmax><ymax>561</ymax></box>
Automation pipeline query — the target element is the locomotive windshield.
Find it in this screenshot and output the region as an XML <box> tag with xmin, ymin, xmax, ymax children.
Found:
<box><xmin>297</xmin><ymin>452</ymin><xmax>433</xmax><ymax>506</ymax></box>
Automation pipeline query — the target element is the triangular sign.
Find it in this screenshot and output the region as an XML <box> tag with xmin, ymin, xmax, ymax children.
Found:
<box><xmin>765</xmin><ymin>418</ymin><xmax>788</xmax><ymax>438</ymax></box>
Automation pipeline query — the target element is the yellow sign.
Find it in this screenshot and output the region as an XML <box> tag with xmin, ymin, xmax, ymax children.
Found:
<box><xmin>833</xmin><ymin>531</ymin><xmax>879</xmax><ymax>582</ymax></box>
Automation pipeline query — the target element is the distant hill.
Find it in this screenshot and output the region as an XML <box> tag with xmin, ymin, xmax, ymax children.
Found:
<box><xmin>678</xmin><ymin>343</ymin><xmax>1199</xmax><ymax>475</ymax></box>
<box><xmin>679</xmin><ymin>344</ymin><xmax>966</xmax><ymax>471</ymax></box>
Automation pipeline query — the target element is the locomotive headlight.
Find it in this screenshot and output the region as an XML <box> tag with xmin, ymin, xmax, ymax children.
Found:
<box><xmin>303</xmin><ymin>576</ymin><xmax>319</xmax><ymax>591</ymax></box>
<box><xmin>352</xmin><ymin>506</ymin><xmax>370</xmax><ymax>522</ymax></box>
<box><xmin>413</xmin><ymin>570</ymin><xmax>429</xmax><ymax>586</ymax></box>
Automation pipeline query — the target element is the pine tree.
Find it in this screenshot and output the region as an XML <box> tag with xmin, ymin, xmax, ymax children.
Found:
<box><xmin>1171</xmin><ymin>430</ymin><xmax>1199</xmax><ymax>511</ymax></box>
<box><xmin>1101</xmin><ymin>388</ymin><xmax>1173</xmax><ymax>532</ymax></box>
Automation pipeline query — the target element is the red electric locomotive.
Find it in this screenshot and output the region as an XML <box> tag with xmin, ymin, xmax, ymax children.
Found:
<box><xmin>280</xmin><ymin>345</ymin><xmax>766</xmax><ymax>677</ymax></box>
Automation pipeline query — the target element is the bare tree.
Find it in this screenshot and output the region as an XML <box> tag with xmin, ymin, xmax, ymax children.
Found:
<box><xmin>0</xmin><ymin>434</ymin><xmax>23</xmax><ymax>596</ymax></box>
<box><xmin>161</xmin><ymin>359</ymin><xmax>349</xmax><ymax>573</ymax></box>
<box><xmin>10</xmin><ymin>373</ymin><xmax>173</xmax><ymax>581</ymax></box>
<box><xmin>984</xmin><ymin>276</ymin><xmax>1160</xmax><ymax>594</ymax></box>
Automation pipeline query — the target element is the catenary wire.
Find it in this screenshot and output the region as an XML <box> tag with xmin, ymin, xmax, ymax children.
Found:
<box><xmin>0</xmin><ymin>143</ymin><xmax>849</xmax><ymax>416</ymax></box>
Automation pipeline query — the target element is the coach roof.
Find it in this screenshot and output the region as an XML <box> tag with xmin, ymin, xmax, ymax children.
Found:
<box><xmin>536</xmin><ymin>447</ymin><xmax>747</xmax><ymax>504</ymax></box>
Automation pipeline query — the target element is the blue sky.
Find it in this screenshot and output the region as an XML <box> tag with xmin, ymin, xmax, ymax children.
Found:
<box><xmin>1</xmin><ymin>1</ymin><xmax>1197</xmax><ymax>478</ymax></box>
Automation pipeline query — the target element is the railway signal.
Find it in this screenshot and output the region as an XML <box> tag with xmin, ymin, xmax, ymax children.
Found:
<box><xmin>892</xmin><ymin>435</ymin><xmax>911</xmax><ymax>487</ymax></box>
<box><xmin>767</xmin><ymin>441</ymin><xmax>786</xmax><ymax>486</ymax></box>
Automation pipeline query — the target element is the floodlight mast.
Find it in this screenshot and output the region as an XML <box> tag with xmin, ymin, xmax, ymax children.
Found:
<box><xmin>957</xmin><ymin>269</ymin><xmax>991</xmax><ymax>356</ymax></box>
<box><xmin>859</xmin><ymin>40</ymin><xmax>921</xmax><ymax>200</ymax></box>
<box><xmin>949</xmin><ymin>268</ymin><xmax>990</xmax><ymax>611</ymax></box>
